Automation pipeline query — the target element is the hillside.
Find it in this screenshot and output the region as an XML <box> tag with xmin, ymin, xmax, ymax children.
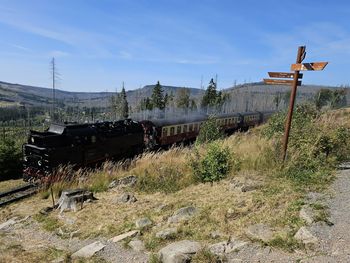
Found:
<box><xmin>1</xmin><ymin>80</ymin><xmax>347</xmax><ymax>112</ymax></box>
<box><xmin>1</xmin><ymin>106</ymin><xmax>350</xmax><ymax>262</ymax></box>
<box><xmin>0</xmin><ymin>81</ymin><xmax>203</xmax><ymax>109</ymax></box>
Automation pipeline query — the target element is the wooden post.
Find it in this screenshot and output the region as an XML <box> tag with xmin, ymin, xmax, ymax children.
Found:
<box><xmin>50</xmin><ymin>187</ymin><xmax>55</xmax><ymax>207</ymax></box>
<box><xmin>282</xmin><ymin>46</ymin><xmax>305</xmax><ymax>161</ymax></box>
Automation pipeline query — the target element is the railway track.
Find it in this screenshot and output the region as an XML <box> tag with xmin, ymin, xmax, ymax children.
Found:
<box><xmin>0</xmin><ymin>183</ymin><xmax>38</xmax><ymax>207</ymax></box>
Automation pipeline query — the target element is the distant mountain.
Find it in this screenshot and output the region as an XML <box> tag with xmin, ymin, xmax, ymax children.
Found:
<box><xmin>0</xmin><ymin>81</ymin><xmax>203</xmax><ymax>108</ymax></box>
<box><xmin>0</xmin><ymin>80</ymin><xmax>348</xmax><ymax>112</ymax></box>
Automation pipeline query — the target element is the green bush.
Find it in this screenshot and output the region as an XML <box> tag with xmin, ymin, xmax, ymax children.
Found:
<box><xmin>190</xmin><ymin>142</ymin><xmax>233</xmax><ymax>183</ymax></box>
<box><xmin>0</xmin><ymin>138</ymin><xmax>22</xmax><ymax>180</ymax></box>
<box><xmin>196</xmin><ymin>116</ymin><xmax>223</xmax><ymax>144</ymax></box>
<box><xmin>262</xmin><ymin>104</ymin><xmax>317</xmax><ymax>140</ymax></box>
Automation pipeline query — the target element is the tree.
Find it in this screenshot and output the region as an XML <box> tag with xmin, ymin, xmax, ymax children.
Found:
<box><xmin>151</xmin><ymin>81</ymin><xmax>165</xmax><ymax>109</ymax></box>
<box><xmin>120</xmin><ymin>85</ymin><xmax>129</xmax><ymax>118</ymax></box>
<box><xmin>314</xmin><ymin>89</ymin><xmax>346</xmax><ymax>110</ymax></box>
<box><xmin>201</xmin><ymin>78</ymin><xmax>217</xmax><ymax>108</ymax></box>
<box><xmin>176</xmin><ymin>88</ymin><xmax>190</xmax><ymax>109</ymax></box>
<box><xmin>110</xmin><ymin>83</ymin><xmax>129</xmax><ymax>119</ymax></box>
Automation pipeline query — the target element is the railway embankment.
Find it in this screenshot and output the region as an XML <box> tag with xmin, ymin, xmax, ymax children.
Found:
<box><xmin>1</xmin><ymin>105</ymin><xmax>350</xmax><ymax>262</ymax></box>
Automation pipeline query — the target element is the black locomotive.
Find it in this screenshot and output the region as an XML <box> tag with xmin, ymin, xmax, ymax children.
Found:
<box><xmin>23</xmin><ymin>119</ymin><xmax>144</xmax><ymax>182</ymax></box>
<box><xmin>23</xmin><ymin>111</ymin><xmax>274</xmax><ymax>182</ymax></box>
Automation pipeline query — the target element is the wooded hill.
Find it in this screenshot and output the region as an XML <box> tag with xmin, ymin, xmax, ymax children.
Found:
<box><xmin>0</xmin><ymin>80</ymin><xmax>348</xmax><ymax>114</ymax></box>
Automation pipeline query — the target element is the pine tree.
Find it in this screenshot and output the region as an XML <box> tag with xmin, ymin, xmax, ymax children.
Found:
<box><xmin>120</xmin><ymin>85</ymin><xmax>129</xmax><ymax>118</ymax></box>
<box><xmin>201</xmin><ymin>78</ymin><xmax>218</xmax><ymax>108</ymax></box>
<box><xmin>176</xmin><ymin>88</ymin><xmax>190</xmax><ymax>109</ymax></box>
<box><xmin>151</xmin><ymin>81</ymin><xmax>165</xmax><ymax>109</ymax></box>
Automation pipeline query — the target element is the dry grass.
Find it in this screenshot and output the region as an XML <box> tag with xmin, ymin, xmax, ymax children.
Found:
<box><xmin>2</xmin><ymin>107</ymin><xmax>349</xmax><ymax>257</ymax></box>
<box><xmin>0</xmin><ymin>179</ymin><xmax>25</xmax><ymax>192</ymax></box>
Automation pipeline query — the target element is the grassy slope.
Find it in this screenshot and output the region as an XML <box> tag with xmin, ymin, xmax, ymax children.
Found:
<box><xmin>1</xmin><ymin>106</ymin><xmax>350</xmax><ymax>260</ymax></box>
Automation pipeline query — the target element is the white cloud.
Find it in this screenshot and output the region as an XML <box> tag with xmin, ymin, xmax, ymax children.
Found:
<box><xmin>49</xmin><ymin>50</ymin><xmax>70</xmax><ymax>58</ymax></box>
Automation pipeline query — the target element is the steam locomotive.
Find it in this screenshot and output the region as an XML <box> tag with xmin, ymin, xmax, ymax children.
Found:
<box><xmin>23</xmin><ymin>111</ymin><xmax>274</xmax><ymax>182</ymax></box>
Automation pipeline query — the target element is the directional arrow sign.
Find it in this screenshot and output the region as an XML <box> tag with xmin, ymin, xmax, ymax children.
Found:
<box><xmin>291</xmin><ymin>62</ymin><xmax>328</xmax><ymax>71</ymax></box>
<box><xmin>264</xmin><ymin>79</ymin><xmax>302</xmax><ymax>86</ymax></box>
<box><xmin>268</xmin><ymin>72</ymin><xmax>303</xmax><ymax>79</ymax></box>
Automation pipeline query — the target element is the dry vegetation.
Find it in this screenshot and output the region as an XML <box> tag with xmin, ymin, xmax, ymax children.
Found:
<box><xmin>1</xmin><ymin>105</ymin><xmax>350</xmax><ymax>261</ymax></box>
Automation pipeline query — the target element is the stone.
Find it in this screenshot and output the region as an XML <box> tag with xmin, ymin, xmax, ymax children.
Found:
<box><xmin>245</xmin><ymin>224</ymin><xmax>274</xmax><ymax>243</ymax></box>
<box><xmin>156</xmin><ymin>227</ymin><xmax>178</xmax><ymax>239</ymax></box>
<box><xmin>51</xmin><ymin>257</ymin><xmax>65</xmax><ymax>263</ymax></box>
<box><xmin>294</xmin><ymin>227</ymin><xmax>318</xmax><ymax>247</ymax></box>
<box><xmin>209</xmin><ymin>241</ymin><xmax>226</xmax><ymax>255</ymax></box>
<box><xmin>40</xmin><ymin>206</ymin><xmax>53</xmax><ymax>215</ymax></box>
<box><xmin>155</xmin><ymin>204</ymin><xmax>168</xmax><ymax>212</ymax></box>
<box><xmin>135</xmin><ymin>217</ymin><xmax>152</xmax><ymax>228</ymax></box>
<box><xmin>225</xmin><ymin>239</ymin><xmax>248</xmax><ymax>253</ymax></box>
<box><xmin>71</xmin><ymin>241</ymin><xmax>105</xmax><ymax>258</ymax></box>
<box><xmin>168</xmin><ymin>206</ymin><xmax>197</xmax><ymax>224</ymax></box>
<box><xmin>210</xmin><ymin>230</ymin><xmax>223</xmax><ymax>239</ymax></box>
<box><xmin>109</xmin><ymin>175</ymin><xmax>137</xmax><ymax>189</ymax></box>
<box><xmin>128</xmin><ymin>239</ymin><xmax>146</xmax><ymax>252</ymax></box>
<box><xmin>300</xmin><ymin>205</ymin><xmax>316</xmax><ymax>225</ymax></box>
<box><xmin>209</xmin><ymin>239</ymin><xmax>248</xmax><ymax>255</ymax></box>
<box><xmin>0</xmin><ymin>217</ymin><xmax>17</xmax><ymax>230</ymax></box>
<box><xmin>158</xmin><ymin>240</ymin><xmax>201</xmax><ymax>263</ymax></box>
<box><xmin>116</xmin><ymin>192</ymin><xmax>137</xmax><ymax>203</ymax></box>
<box><xmin>230</xmin><ymin>178</ymin><xmax>261</xmax><ymax>193</ymax></box>
<box><xmin>57</xmin><ymin>189</ymin><xmax>96</xmax><ymax>213</ymax></box>
<box><xmin>110</xmin><ymin>230</ymin><xmax>140</xmax><ymax>242</ymax></box>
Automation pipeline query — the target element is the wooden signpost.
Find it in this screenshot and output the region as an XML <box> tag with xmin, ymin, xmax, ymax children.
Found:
<box><xmin>263</xmin><ymin>46</ymin><xmax>328</xmax><ymax>161</ymax></box>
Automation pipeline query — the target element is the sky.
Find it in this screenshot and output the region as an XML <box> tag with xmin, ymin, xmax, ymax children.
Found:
<box><xmin>0</xmin><ymin>0</ymin><xmax>349</xmax><ymax>92</ymax></box>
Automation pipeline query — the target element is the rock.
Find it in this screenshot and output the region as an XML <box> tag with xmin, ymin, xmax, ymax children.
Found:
<box><xmin>210</xmin><ymin>230</ymin><xmax>223</xmax><ymax>239</ymax></box>
<box><xmin>128</xmin><ymin>239</ymin><xmax>146</xmax><ymax>252</ymax></box>
<box><xmin>209</xmin><ymin>241</ymin><xmax>226</xmax><ymax>255</ymax></box>
<box><xmin>71</xmin><ymin>241</ymin><xmax>105</xmax><ymax>258</ymax></box>
<box><xmin>109</xmin><ymin>175</ymin><xmax>137</xmax><ymax>189</ymax></box>
<box><xmin>158</xmin><ymin>240</ymin><xmax>201</xmax><ymax>263</ymax></box>
<box><xmin>116</xmin><ymin>192</ymin><xmax>137</xmax><ymax>203</ymax></box>
<box><xmin>338</xmin><ymin>162</ymin><xmax>350</xmax><ymax>170</ymax></box>
<box><xmin>51</xmin><ymin>257</ymin><xmax>65</xmax><ymax>263</ymax></box>
<box><xmin>156</xmin><ymin>227</ymin><xmax>178</xmax><ymax>239</ymax></box>
<box><xmin>0</xmin><ymin>217</ymin><xmax>17</xmax><ymax>230</ymax></box>
<box><xmin>230</xmin><ymin>178</ymin><xmax>261</xmax><ymax>192</ymax></box>
<box><xmin>300</xmin><ymin>205</ymin><xmax>316</xmax><ymax>225</ymax></box>
<box><xmin>168</xmin><ymin>206</ymin><xmax>197</xmax><ymax>224</ymax></box>
<box><xmin>110</xmin><ymin>230</ymin><xmax>140</xmax><ymax>242</ymax></box>
<box><xmin>294</xmin><ymin>227</ymin><xmax>318</xmax><ymax>247</ymax></box>
<box><xmin>209</xmin><ymin>238</ymin><xmax>248</xmax><ymax>255</ymax></box>
<box><xmin>135</xmin><ymin>217</ymin><xmax>152</xmax><ymax>229</ymax></box>
<box><xmin>155</xmin><ymin>204</ymin><xmax>168</xmax><ymax>212</ymax></box>
<box><xmin>57</xmin><ymin>189</ymin><xmax>96</xmax><ymax>213</ymax></box>
<box><xmin>245</xmin><ymin>224</ymin><xmax>274</xmax><ymax>243</ymax></box>
<box><xmin>40</xmin><ymin>206</ymin><xmax>53</xmax><ymax>215</ymax></box>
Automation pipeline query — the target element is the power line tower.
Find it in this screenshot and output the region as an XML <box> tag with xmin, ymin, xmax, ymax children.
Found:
<box><xmin>50</xmin><ymin>57</ymin><xmax>60</xmax><ymax>121</ymax></box>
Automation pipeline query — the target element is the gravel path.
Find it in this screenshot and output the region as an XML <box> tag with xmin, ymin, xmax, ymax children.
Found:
<box><xmin>300</xmin><ymin>168</ymin><xmax>350</xmax><ymax>262</ymax></box>
<box><xmin>226</xmin><ymin>168</ymin><xmax>350</xmax><ymax>262</ymax></box>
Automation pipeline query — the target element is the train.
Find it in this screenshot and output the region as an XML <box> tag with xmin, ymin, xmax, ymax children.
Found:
<box><xmin>22</xmin><ymin>111</ymin><xmax>274</xmax><ymax>182</ymax></box>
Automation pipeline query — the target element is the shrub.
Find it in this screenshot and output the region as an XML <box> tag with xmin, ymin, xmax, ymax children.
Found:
<box><xmin>0</xmin><ymin>138</ymin><xmax>22</xmax><ymax>181</ymax></box>
<box><xmin>190</xmin><ymin>142</ymin><xmax>233</xmax><ymax>183</ymax></box>
<box><xmin>196</xmin><ymin>116</ymin><xmax>223</xmax><ymax>144</ymax></box>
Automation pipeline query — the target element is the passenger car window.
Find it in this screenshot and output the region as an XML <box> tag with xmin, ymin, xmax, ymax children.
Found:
<box><xmin>170</xmin><ymin>127</ymin><xmax>175</xmax><ymax>136</ymax></box>
<box><xmin>162</xmin><ymin>128</ymin><xmax>168</xmax><ymax>137</ymax></box>
<box><xmin>183</xmin><ymin>125</ymin><xmax>187</xmax><ymax>133</ymax></box>
<box><xmin>189</xmin><ymin>124</ymin><xmax>193</xmax><ymax>132</ymax></box>
<box><xmin>177</xmin><ymin>126</ymin><xmax>181</xmax><ymax>134</ymax></box>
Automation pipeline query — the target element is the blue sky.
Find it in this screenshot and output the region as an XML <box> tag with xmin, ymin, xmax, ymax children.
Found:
<box><xmin>0</xmin><ymin>0</ymin><xmax>349</xmax><ymax>92</ymax></box>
